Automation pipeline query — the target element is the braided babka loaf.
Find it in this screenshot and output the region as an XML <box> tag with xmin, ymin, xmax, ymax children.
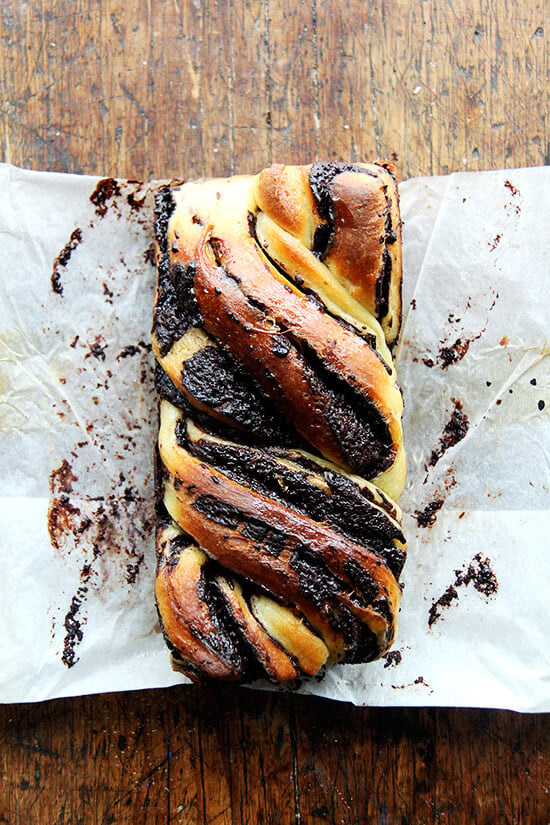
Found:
<box><xmin>152</xmin><ymin>162</ymin><xmax>406</xmax><ymax>683</ymax></box>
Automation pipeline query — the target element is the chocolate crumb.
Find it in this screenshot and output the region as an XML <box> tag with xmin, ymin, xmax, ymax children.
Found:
<box><xmin>61</xmin><ymin>586</ymin><xmax>88</xmax><ymax>668</ymax></box>
<box><xmin>530</xmin><ymin>378</ymin><xmax>537</xmax><ymax>386</ymax></box>
<box><xmin>414</xmin><ymin>499</ymin><xmax>444</xmax><ymax>528</ymax></box>
<box><xmin>383</xmin><ymin>650</ymin><xmax>402</xmax><ymax>668</ymax></box>
<box><xmin>438</xmin><ymin>338</ymin><xmax>471</xmax><ymax>369</ymax></box>
<box><xmin>116</xmin><ymin>341</ymin><xmax>152</xmax><ymax>360</ymax></box>
<box><xmin>504</xmin><ymin>179</ymin><xmax>520</xmax><ymax>197</ymax></box>
<box><xmin>538</xmin><ymin>400</ymin><xmax>545</xmax><ymax>411</ymax></box>
<box><xmin>90</xmin><ymin>178</ymin><xmax>121</xmax><ymax>217</ymax></box>
<box><xmin>429</xmin><ymin>553</ymin><xmax>498</xmax><ymax>627</ymax></box>
<box><xmin>86</xmin><ymin>336</ymin><xmax>107</xmax><ymax>361</ymax></box>
<box><xmin>127</xmin><ymin>191</ymin><xmax>146</xmax><ymax>211</ymax></box>
<box><xmin>428</xmin><ymin>585</ymin><xmax>458</xmax><ymax>626</ymax></box>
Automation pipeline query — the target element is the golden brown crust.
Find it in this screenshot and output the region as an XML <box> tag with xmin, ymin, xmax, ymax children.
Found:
<box><xmin>152</xmin><ymin>162</ymin><xmax>407</xmax><ymax>684</ymax></box>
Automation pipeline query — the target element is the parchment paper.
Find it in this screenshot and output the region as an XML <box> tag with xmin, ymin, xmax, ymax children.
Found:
<box><xmin>0</xmin><ymin>163</ymin><xmax>548</xmax><ymax>709</ymax></box>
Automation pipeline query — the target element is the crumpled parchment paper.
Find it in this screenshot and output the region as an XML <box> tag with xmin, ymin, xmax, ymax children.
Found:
<box><xmin>0</xmin><ymin>163</ymin><xmax>548</xmax><ymax>709</ymax></box>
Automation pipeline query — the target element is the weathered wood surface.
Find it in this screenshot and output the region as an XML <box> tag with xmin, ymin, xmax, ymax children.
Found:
<box><xmin>0</xmin><ymin>0</ymin><xmax>549</xmax><ymax>823</ymax></box>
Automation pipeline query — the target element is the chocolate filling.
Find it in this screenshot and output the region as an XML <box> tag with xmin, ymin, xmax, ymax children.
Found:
<box><xmin>295</xmin><ymin>338</ymin><xmax>393</xmax><ymax>477</ymax></box>
<box><xmin>185</xmin><ymin>436</ymin><xmax>404</xmax><ymax>575</ymax></box>
<box><xmin>180</xmin><ymin>345</ymin><xmax>300</xmax><ymax>444</ymax></box>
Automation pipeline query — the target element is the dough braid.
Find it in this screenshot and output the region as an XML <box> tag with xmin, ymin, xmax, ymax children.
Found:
<box><xmin>152</xmin><ymin>162</ymin><xmax>406</xmax><ymax>684</ymax></box>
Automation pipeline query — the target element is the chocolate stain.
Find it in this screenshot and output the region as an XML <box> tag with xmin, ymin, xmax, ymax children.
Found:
<box><xmin>51</xmin><ymin>227</ymin><xmax>83</xmax><ymax>295</ymax></box>
<box><xmin>428</xmin><ymin>399</ymin><xmax>469</xmax><ymax>467</ymax></box>
<box><xmin>50</xmin><ymin>459</ymin><xmax>78</xmax><ymax>496</ymax></box>
<box><xmin>428</xmin><ymin>553</ymin><xmax>498</xmax><ymax>627</ymax></box>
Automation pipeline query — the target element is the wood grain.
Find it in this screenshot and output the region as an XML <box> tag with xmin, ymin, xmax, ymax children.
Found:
<box><xmin>0</xmin><ymin>0</ymin><xmax>547</xmax><ymax>180</ymax></box>
<box><xmin>0</xmin><ymin>0</ymin><xmax>549</xmax><ymax>823</ymax></box>
<box><xmin>0</xmin><ymin>689</ymin><xmax>548</xmax><ymax>824</ymax></box>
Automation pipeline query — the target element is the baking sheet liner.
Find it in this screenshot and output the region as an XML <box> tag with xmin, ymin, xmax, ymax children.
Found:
<box><xmin>0</xmin><ymin>163</ymin><xmax>548</xmax><ymax>709</ymax></box>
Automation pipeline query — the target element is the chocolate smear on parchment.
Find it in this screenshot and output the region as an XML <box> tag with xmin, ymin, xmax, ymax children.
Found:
<box><xmin>51</xmin><ymin>228</ymin><xmax>83</xmax><ymax>295</ymax></box>
<box><xmin>428</xmin><ymin>399</ymin><xmax>469</xmax><ymax>468</ymax></box>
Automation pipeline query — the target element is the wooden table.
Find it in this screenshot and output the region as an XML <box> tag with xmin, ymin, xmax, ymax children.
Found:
<box><xmin>1</xmin><ymin>1</ymin><xmax>548</xmax><ymax>822</ymax></box>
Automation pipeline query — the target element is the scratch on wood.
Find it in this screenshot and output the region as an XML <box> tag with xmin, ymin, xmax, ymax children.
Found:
<box><xmin>367</xmin><ymin>6</ymin><xmax>381</xmax><ymax>157</ymax></box>
<box><xmin>311</xmin><ymin>0</ymin><xmax>321</xmax><ymax>157</ymax></box>
<box><xmin>289</xmin><ymin>700</ymin><xmax>302</xmax><ymax>825</ymax></box>
<box><xmin>264</xmin><ymin>0</ymin><xmax>273</xmax><ymax>161</ymax></box>
<box><xmin>196</xmin><ymin>711</ymin><xmax>208</xmax><ymax>825</ymax></box>
<box><xmin>166</xmin><ymin>734</ymin><xmax>171</xmax><ymax>825</ymax></box>
<box><xmin>228</xmin><ymin>0</ymin><xmax>236</xmax><ymax>173</ymax></box>
<box><xmin>119</xmin><ymin>82</ymin><xmax>154</xmax><ymax>127</ymax></box>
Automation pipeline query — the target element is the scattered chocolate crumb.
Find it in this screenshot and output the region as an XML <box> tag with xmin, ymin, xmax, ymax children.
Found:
<box><xmin>538</xmin><ymin>400</ymin><xmax>545</xmax><ymax>411</ymax></box>
<box><xmin>456</xmin><ymin>553</ymin><xmax>498</xmax><ymax>597</ymax></box>
<box><xmin>429</xmin><ymin>553</ymin><xmax>498</xmax><ymax>627</ymax></box>
<box><xmin>90</xmin><ymin>178</ymin><xmax>121</xmax><ymax>217</ymax></box>
<box><xmin>51</xmin><ymin>227</ymin><xmax>83</xmax><ymax>295</ymax></box>
<box><xmin>127</xmin><ymin>191</ymin><xmax>146</xmax><ymax>211</ymax></box>
<box><xmin>70</xmin><ymin>335</ymin><xmax>80</xmax><ymax>348</ymax></box>
<box><xmin>428</xmin><ymin>399</ymin><xmax>469</xmax><ymax>467</ymax></box>
<box><xmin>126</xmin><ymin>555</ymin><xmax>145</xmax><ymax>584</ymax></box>
<box><xmin>488</xmin><ymin>234</ymin><xmax>501</xmax><ymax>251</ymax></box>
<box><xmin>414</xmin><ymin>498</ymin><xmax>444</xmax><ymax>528</ymax></box>
<box><xmin>499</xmin><ymin>335</ymin><xmax>509</xmax><ymax>346</ymax></box>
<box><xmin>504</xmin><ymin>179</ymin><xmax>520</xmax><ymax>197</ymax></box>
<box><xmin>496</xmin><ymin>399</ymin><xmax>502</xmax><ymax>406</ymax></box>
<box><xmin>437</xmin><ymin>338</ymin><xmax>471</xmax><ymax>369</ymax></box>
<box><xmin>383</xmin><ymin>650</ymin><xmax>402</xmax><ymax>668</ymax></box>
<box><xmin>116</xmin><ymin>341</ymin><xmax>152</xmax><ymax>360</ymax></box>
<box><xmin>410</xmin><ymin>298</ymin><xmax>417</xmax><ymax>310</ymax></box>
<box><xmin>423</xmin><ymin>334</ymin><xmax>482</xmax><ymax>370</ymax></box>
<box><xmin>530</xmin><ymin>378</ymin><xmax>537</xmax><ymax>386</ymax></box>
<box><xmin>85</xmin><ymin>336</ymin><xmax>107</xmax><ymax>361</ymax></box>
<box><xmin>61</xmin><ymin>585</ymin><xmax>88</xmax><ymax>668</ymax></box>
<box><xmin>103</xmin><ymin>282</ymin><xmax>114</xmax><ymax>302</ymax></box>
<box><xmin>486</xmin><ymin>380</ymin><xmax>492</xmax><ymax>386</ymax></box>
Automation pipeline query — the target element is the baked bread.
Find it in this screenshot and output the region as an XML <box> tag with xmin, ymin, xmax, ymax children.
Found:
<box><xmin>152</xmin><ymin>162</ymin><xmax>406</xmax><ymax>683</ymax></box>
